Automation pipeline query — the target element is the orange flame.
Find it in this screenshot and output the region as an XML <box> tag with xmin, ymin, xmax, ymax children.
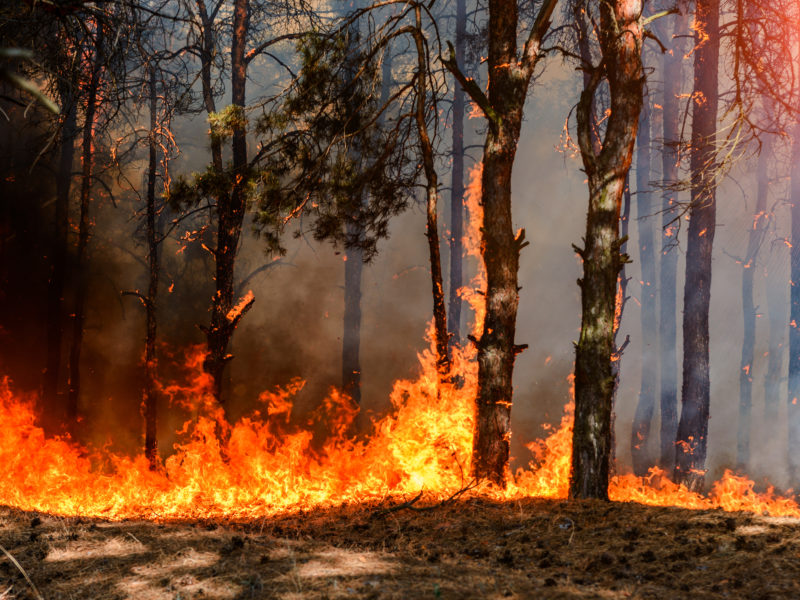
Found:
<box><xmin>0</xmin><ymin>160</ymin><xmax>797</xmax><ymax>520</ymax></box>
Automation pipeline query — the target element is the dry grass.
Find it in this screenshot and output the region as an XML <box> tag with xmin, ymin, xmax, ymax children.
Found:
<box><xmin>1</xmin><ymin>497</ymin><xmax>800</xmax><ymax>599</ymax></box>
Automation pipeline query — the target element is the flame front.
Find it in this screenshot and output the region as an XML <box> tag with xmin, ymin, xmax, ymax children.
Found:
<box><xmin>0</xmin><ymin>158</ymin><xmax>797</xmax><ymax>521</ymax></box>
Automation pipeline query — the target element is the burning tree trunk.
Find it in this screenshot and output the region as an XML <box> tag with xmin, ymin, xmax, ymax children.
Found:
<box><xmin>443</xmin><ymin>0</ymin><xmax>557</xmax><ymax>486</ymax></box>
<box><xmin>43</xmin><ymin>84</ymin><xmax>77</xmax><ymax>409</ymax></box>
<box><xmin>737</xmin><ymin>138</ymin><xmax>770</xmax><ymax>470</ymax></box>
<box><xmin>67</xmin><ymin>23</ymin><xmax>104</xmax><ymax>423</ymax></box>
<box><xmin>789</xmin><ymin>126</ymin><xmax>800</xmax><ymax>483</ymax></box>
<box><xmin>631</xmin><ymin>97</ymin><xmax>658</xmax><ymax>475</ymax></box>
<box><xmin>658</xmin><ymin>5</ymin><xmax>688</xmax><ymax>471</ymax></box>
<box><xmin>447</xmin><ymin>0</ymin><xmax>466</xmax><ymax>347</ymax></box>
<box><xmin>203</xmin><ymin>0</ymin><xmax>255</xmax><ymax>409</ymax></box>
<box><xmin>764</xmin><ymin>192</ymin><xmax>785</xmax><ymax>428</ymax></box>
<box><xmin>143</xmin><ymin>66</ymin><xmax>160</xmax><ymax>468</ymax></box>
<box><xmin>570</xmin><ymin>0</ymin><xmax>644</xmax><ymax>500</ymax></box>
<box><xmin>674</xmin><ymin>0</ymin><xmax>719</xmax><ymax>491</ymax></box>
<box><xmin>413</xmin><ymin>6</ymin><xmax>450</xmax><ymax>380</ymax></box>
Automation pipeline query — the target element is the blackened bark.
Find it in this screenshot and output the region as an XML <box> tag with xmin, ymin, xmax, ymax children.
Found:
<box><xmin>144</xmin><ymin>67</ymin><xmax>160</xmax><ymax>469</ymax></box>
<box><xmin>43</xmin><ymin>84</ymin><xmax>77</xmax><ymax>408</ymax></box>
<box><xmin>631</xmin><ymin>99</ymin><xmax>658</xmax><ymax>476</ymax></box>
<box><xmin>788</xmin><ymin>127</ymin><xmax>800</xmax><ymax>483</ymax></box>
<box><xmin>658</xmin><ymin>6</ymin><xmax>688</xmax><ymax>471</ymax></box>
<box><xmin>413</xmin><ymin>7</ymin><xmax>450</xmax><ymax>379</ymax></box>
<box><xmin>736</xmin><ymin>141</ymin><xmax>769</xmax><ymax>469</ymax></box>
<box><xmin>447</xmin><ymin>0</ymin><xmax>466</xmax><ymax>347</ymax></box>
<box><xmin>674</xmin><ymin>0</ymin><xmax>719</xmax><ymax>491</ymax></box>
<box><xmin>203</xmin><ymin>0</ymin><xmax>253</xmax><ymax>409</ymax></box>
<box><xmin>67</xmin><ymin>24</ymin><xmax>104</xmax><ymax>423</ymax></box>
<box><xmin>570</xmin><ymin>0</ymin><xmax>643</xmax><ymax>500</ymax></box>
<box><xmin>443</xmin><ymin>0</ymin><xmax>557</xmax><ymax>486</ymax></box>
<box><xmin>197</xmin><ymin>0</ymin><xmax>223</xmax><ymax>173</ymax></box>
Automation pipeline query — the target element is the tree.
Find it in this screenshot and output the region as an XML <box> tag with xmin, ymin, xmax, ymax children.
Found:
<box><xmin>569</xmin><ymin>0</ymin><xmax>644</xmax><ymax>499</ymax></box>
<box><xmin>630</xmin><ymin>93</ymin><xmax>657</xmax><ymax>476</ymax></box>
<box><xmin>673</xmin><ymin>0</ymin><xmax>719</xmax><ymax>491</ymax></box>
<box><xmin>444</xmin><ymin>0</ymin><xmax>558</xmax><ymax>486</ymax></box>
<box><xmin>736</xmin><ymin>134</ymin><xmax>771</xmax><ymax>470</ymax></box>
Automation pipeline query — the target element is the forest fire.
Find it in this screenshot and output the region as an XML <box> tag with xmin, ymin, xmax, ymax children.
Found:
<box><xmin>0</xmin><ymin>340</ymin><xmax>798</xmax><ymax>521</ymax></box>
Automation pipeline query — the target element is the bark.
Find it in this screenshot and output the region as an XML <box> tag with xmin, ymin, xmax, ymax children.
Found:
<box><xmin>789</xmin><ymin>126</ymin><xmax>800</xmax><ymax>483</ymax></box>
<box><xmin>447</xmin><ymin>0</ymin><xmax>466</xmax><ymax>347</ymax></box>
<box><xmin>43</xmin><ymin>83</ymin><xmax>77</xmax><ymax>409</ymax></box>
<box><xmin>144</xmin><ymin>66</ymin><xmax>160</xmax><ymax>469</ymax></box>
<box><xmin>197</xmin><ymin>0</ymin><xmax>223</xmax><ymax>172</ymax></box>
<box><xmin>203</xmin><ymin>0</ymin><xmax>254</xmax><ymax>409</ymax></box>
<box><xmin>443</xmin><ymin>0</ymin><xmax>557</xmax><ymax>486</ymax></box>
<box><xmin>658</xmin><ymin>5</ymin><xmax>688</xmax><ymax>472</ymax></box>
<box><xmin>66</xmin><ymin>24</ymin><xmax>104</xmax><ymax>423</ymax></box>
<box><xmin>570</xmin><ymin>0</ymin><xmax>643</xmax><ymax>500</ymax></box>
<box><xmin>764</xmin><ymin>165</ymin><xmax>784</xmax><ymax>427</ymax></box>
<box><xmin>674</xmin><ymin>0</ymin><xmax>719</xmax><ymax>491</ymax></box>
<box><xmin>413</xmin><ymin>6</ymin><xmax>450</xmax><ymax>379</ymax></box>
<box><xmin>631</xmin><ymin>99</ymin><xmax>658</xmax><ymax>476</ymax></box>
<box><xmin>736</xmin><ymin>140</ymin><xmax>769</xmax><ymax>469</ymax></box>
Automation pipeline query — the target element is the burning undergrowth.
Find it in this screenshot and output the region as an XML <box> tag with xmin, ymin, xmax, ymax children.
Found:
<box><xmin>0</xmin><ymin>330</ymin><xmax>799</xmax><ymax>522</ymax></box>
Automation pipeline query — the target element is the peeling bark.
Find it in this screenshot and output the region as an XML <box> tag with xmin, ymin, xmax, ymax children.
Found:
<box><xmin>570</xmin><ymin>0</ymin><xmax>644</xmax><ymax>500</ymax></box>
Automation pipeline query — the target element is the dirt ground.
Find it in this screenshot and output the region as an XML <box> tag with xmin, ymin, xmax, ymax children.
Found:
<box><xmin>1</xmin><ymin>496</ymin><xmax>799</xmax><ymax>599</ymax></box>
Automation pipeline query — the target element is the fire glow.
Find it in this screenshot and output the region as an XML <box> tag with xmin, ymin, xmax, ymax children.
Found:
<box><xmin>0</xmin><ymin>163</ymin><xmax>797</xmax><ymax>522</ymax></box>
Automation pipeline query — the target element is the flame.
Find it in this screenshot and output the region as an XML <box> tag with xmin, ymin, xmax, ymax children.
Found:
<box><xmin>0</xmin><ymin>159</ymin><xmax>797</xmax><ymax>521</ymax></box>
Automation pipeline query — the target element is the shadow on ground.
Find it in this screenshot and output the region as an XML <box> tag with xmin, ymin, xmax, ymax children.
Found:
<box><xmin>1</xmin><ymin>496</ymin><xmax>799</xmax><ymax>599</ymax></box>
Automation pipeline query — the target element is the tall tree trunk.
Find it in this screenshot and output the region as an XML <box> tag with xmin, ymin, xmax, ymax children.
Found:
<box><xmin>413</xmin><ymin>6</ymin><xmax>450</xmax><ymax>380</ymax></box>
<box><xmin>631</xmin><ymin>98</ymin><xmax>658</xmax><ymax>476</ymax></box>
<box><xmin>144</xmin><ymin>66</ymin><xmax>160</xmax><ymax>469</ymax></box>
<box><xmin>674</xmin><ymin>0</ymin><xmax>719</xmax><ymax>491</ymax></box>
<box><xmin>658</xmin><ymin>5</ymin><xmax>688</xmax><ymax>472</ymax></box>
<box><xmin>43</xmin><ymin>84</ymin><xmax>77</xmax><ymax>409</ymax></box>
<box><xmin>66</xmin><ymin>24</ymin><xmax>104</xmax><ymax>423</ymax></box>
<box><xmin>447</xmin><ymin>0</ymin><xmax>466</xmax><ymax>346</ymax></box>
<box><xmin>203</xmin><ymin>0</ymin><xmax>254</xmax><ymax>409</ymax></box>
<box><xmin>788</xmin><ymin>126</ymin><xmax>800</xmax><ymax>483</ymax></box>
<box><xmin>736</xmin><ymin>139</ymin><xmax>769</xmax><ymax>469</ymax></box>
<box><xmin>764</xmin><ymin>163</ymin><xmax>784</xmax><ymax>428</ymax></box>
<box><xmin>443</xmin><ymin>0</ymin><xmax>557</xmax><ymax>487</ymax></box>
<box><xmin>570</xmin><ymin>0</ymin><xmax>643</xmax><ymax>500</ymax></box>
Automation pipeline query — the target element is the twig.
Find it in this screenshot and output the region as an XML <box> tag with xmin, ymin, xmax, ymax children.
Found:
<box><xmin>0</xmin><ymin>542</ymin><xmax>44</xmax><ymax>600</ymax></box>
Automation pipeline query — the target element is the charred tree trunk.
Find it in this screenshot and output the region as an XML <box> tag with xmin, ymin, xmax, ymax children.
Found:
<box><xmin>143</xmin><ymin>67</ymin><xmax>160</xmax><ymax>469</ymax></box>
<box><xmin>737</xmin><ymin>139</ymin><xmax>769</xmax><ymax>470</ymax></box>
<box><xmin>43</xmin><ymin>84</ymin><xmax>77</xmax><ymax>409</ymax></box>
<box><xmin>447</xmin><ymin>0</ymin><xmax>466</xmax><ymax>346</ymax></box>
<box><xmin>631</xmin><ymin>98</ymin><xmax>658</xmax><ymax>476</ymax></box>
<box><xmin>413</xmin><ymin>7</ymin><xmax>450</xmax><ymax>379</ymax></box>
<box><xmin>658</xmin><ymin>5</ymin><xmax>688</xmax><ymax>472</ymax></box>
<box><xmin>570</xmin><ymin>0</ymin><xmax>643</xmax><ymax>500</ymax></box>
<box><xmin>674</xmin><ymin>0</ymin><xmax>719</xmax><ymax>491</ymax></box>
<box><xmin>203</xmin><ymin>0</ymin><xmax>254</xmax><ymax>409</ymax></box>
<box><xmin>788</xmin><ymin>126</ymin><xmax>800</xmax><ymax>483</ymax></box>
<box><xmin>444</xmin><ymin>0</ymin><xmax>557</xmax><ymax>486</ymax></box>
<box><xmin>66</xmin><ymin>24</ymin><xmax>104</xmax><ymax>423</ymax></box>
<box><xmin>764</xmin><ymin>172</ymin><xmax>784</xmax><ymax>427</ymax></box>
<box><xmin>197</xmin><ymin>0</ymin><xmax>223</xmax><ymax>173</ymax></box>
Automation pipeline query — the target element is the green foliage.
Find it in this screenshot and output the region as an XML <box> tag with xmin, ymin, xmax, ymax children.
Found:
<box><xmin>251</xmin><ymin>28</ymin><xmax>418</xmax><ymax>262</ymax></box>
<box><xmin>209</xmin><ymin>105</ymin><xmax>247</xmax><ymax>143</ymax></box>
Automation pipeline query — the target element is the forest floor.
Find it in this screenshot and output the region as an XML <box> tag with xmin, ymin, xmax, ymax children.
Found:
<box><xmin>1</xmin><ymin>497</ymin><xmax>799</xmax><ymax>600</ymax></box>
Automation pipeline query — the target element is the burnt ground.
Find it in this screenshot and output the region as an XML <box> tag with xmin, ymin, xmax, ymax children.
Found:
<box><xmin>1</xmin><ymin>497</ymin><xmax>799</xmax><ymax>599</ymax></box>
